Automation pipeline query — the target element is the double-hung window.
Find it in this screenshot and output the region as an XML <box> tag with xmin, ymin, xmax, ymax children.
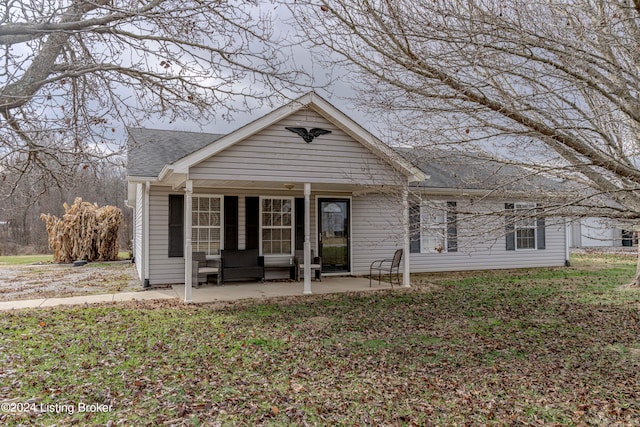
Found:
<box><xmin>261</xmin><ymin>197</ymin><xmax>293</xmax><ymax>255</ymax></box>
<box><xmin>410</xmin><ymin>200</ymin><xmax>457</xmax><ymax>253</ymax></box>
<box><xmin>505</xmin><ymin>202</ymin><xmax>545</xmax><ymax>251</ymax></box>
<box><xmin>514</xmin><ymin>202</ymin><xmax>537</xmax><ymax>250</ymax></box>
<box><xmin>192</xmin><ymin>196</ymin><xmax>223</xmax><ymax>255</ymax></box>
<box><xmin>421</xmin><ymin>202</ymin><xmax>448</xmax><ymax>253</ymax></box>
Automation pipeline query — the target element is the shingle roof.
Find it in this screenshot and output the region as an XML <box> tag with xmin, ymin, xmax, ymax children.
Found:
<box><xmin>126</xmin><ymin>128</ymin><xmax>224</xmax><ymax>177</ymax></box>
<box><xmin>397</xmin><ymin>148</ymin><xmax>562</xmax><ymax>192</ymax></box>
<box><xmin>126</xmin><ymin>127</ymin><xmax>560</xmax><ymax>193</ymax></box>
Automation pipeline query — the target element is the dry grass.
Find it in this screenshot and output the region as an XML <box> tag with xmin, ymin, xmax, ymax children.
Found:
<box><xmin>40</xmin><ymin>198</ymin><xmax>122</xmax><ymax>263</ymax></box>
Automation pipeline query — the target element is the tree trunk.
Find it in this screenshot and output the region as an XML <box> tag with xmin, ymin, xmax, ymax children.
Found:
<box><xmin>629</xmin><ymin>238</ymin><xmax>640</xmax><ymax>287</ymax></box>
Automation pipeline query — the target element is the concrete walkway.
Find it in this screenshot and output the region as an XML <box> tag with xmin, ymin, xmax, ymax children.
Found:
<box><xmin>0</xmin><ymin>277</ymin><xmax>396</xmax><ymax>310</ymax></box>
<box><xmin>0</xmin><ymin>287</ymin><xmax>179</xmax><ymax>311</ymax></box>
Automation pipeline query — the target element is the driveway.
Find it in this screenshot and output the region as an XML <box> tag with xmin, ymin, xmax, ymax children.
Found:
<box><xmin>0</xmin><ymin>261</ymin><xmax>140</xmax><ymax>301</ymax></box>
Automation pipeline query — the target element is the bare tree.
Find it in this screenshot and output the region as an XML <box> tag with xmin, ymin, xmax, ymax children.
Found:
<box><xmin>289</xmin><ymin>0</ymin><xmax>640</xmax><ymax>285</ymax></box>
<box><xmin>0</xmin><ymin>154</ymin><xmax>132</xmax><ymax>255</ymax></box>
<box><xmin>0</xmin><ymin>0</ymin><xmax>304</xmax><ymax>200</ymax></box>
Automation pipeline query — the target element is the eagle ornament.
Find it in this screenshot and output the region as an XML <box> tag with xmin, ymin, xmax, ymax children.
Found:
<box><xmin>285</xmin><ymin>127</ymin><xmax>332</xmax><ymax>143</ymax></box>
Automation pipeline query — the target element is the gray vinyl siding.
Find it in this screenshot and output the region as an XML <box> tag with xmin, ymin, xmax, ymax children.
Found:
<box><xmin>134</xmin><ymin>183</ymin><xmax>143</xmax><ymax>282</ymax></box>
<box><xmin>409</xmin><ymin>199</ymin><xmax>567</xmax><ymax>272</ymax></box>
<box><xmin>351</xmin><ymin>195</ymin><xmax>567</xmax><ymax>275</ymax></box>
<box><xmin>189</xmin><ymin>109</ymin><xmax>403</xmax><ymax>186</ymax></box>
<box><xmin>148</xmin><ymin>186</ymin><xmax>185</xmax><ymax>285</ymax></box>
<box><xmin>351</xmin><ymin>193</ymin><xmax>405</xmax><ymax>275</ymax></box>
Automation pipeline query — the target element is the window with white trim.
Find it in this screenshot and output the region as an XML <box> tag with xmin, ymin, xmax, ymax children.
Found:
<box><xmin>191</xmin><ymin>196</ymin><xmax>222</xmax><ymax>255</ymax></box>
<box><xmin>261</xmin><ymin>197</ymin><xmax>293</xmax><ymax>255</ymax></box>
<box><xmin>421</xmin><ymin>201</ymin><xmax>448</xmax><ymax>253</ymax></box>
<box><xmin>515</xmin><ymin>202</ymin><xmax>537</xmax><ymax>250</ymax></box>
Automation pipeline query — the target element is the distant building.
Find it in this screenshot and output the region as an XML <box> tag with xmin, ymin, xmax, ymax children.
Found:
<box><xmin>570</xmin><ymin>217</ymin><xmax>637</xmax><ymax>248</ymax></box>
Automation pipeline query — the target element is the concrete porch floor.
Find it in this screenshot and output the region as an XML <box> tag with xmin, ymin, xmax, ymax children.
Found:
<box><xmin>0</xmin><ymin>277</ymin><xmax>397</xmax><ymax>310</ymax></box>
<box><xmin>175</xmin><ymin>276</ymin><xmax>396</xmax><ymax>303</ymax></box>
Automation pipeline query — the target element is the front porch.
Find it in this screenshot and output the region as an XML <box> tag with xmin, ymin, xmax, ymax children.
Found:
<box><xmin>173</xmin><ymin>276</ymin><xmax>395</xmax><ymax>304</ymax></box>
<box><xmin>178</xmin><ymin>181</ymin><xmax>413</xmax><ymax>302</ymax></box>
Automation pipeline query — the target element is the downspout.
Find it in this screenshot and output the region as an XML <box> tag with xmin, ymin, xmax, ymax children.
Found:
<box><xmin>143</xmin><ymin>181</ymin><xmax>150</xmax><ymax>288</ymax></box>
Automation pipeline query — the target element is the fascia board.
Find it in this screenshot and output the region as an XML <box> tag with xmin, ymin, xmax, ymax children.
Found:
<box><xmin>158</xmin><ymin>165</ymin><xmax>173</xmax><ymax>181</ymax></box>
<box><xmin>126</xmin><ymin>176</ymin><xmax>158</xmax><ymax>182</ymax></box>
<box><xmin>413</xmin><ymin>187</ymin><xmax>555</xmax><ymax>200</ymax></box>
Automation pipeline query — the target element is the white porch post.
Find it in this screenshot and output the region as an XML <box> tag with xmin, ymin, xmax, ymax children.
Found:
<box><xmin>402</xmin><ymin>186</ymin><xmax>411</xmax><ymax>288</ymax></box>
<box><xmin>143</xmin><ymin>181</ymin><xmax>150</xmax><ymax>288</ymax></box>
<box><xmin>184</xmin><ymin>180</ymin><xmax>193</xmax><ymax>303</ymax></box>
<box><xmin>303</xmin><ymin>183</ymin><xmax>312</xmax><ymax>295</ymax></box>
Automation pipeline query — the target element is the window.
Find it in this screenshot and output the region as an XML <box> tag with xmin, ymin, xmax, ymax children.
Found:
<box><xmin>505</xmin><ymin>202</ymin><xmax>545</xmax><ymax>251</ymax></box>
<box><xmin>421</xmin><ymin>202</ymin><xmax>448</xmax><ymax>253</ymax></box>
<box><xmin>192</xmin><ymin>196</ymin><xmax>222</xmax><ymax>256</ymax></box>
<box><xmin>515</xmin><ymin>202</ymin><xmax>536</xmax><ymax>249</ymax></box>
<box><xmin>261</xmin><ymin>197</ymin><xmax>293</xmax><ymax>255</ymax></box>
<box><xmin>411</xmin><ymin>200</ymin><xmax>457</xmax><ymax>254</ymax></box>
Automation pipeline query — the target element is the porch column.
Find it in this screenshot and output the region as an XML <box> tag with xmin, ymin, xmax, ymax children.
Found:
<box><xmin>402</xmin><ymin>186</ymin><xmax>411</xmax><ymax>287</ymax></box>
<box><xmin>184</xmin><ymin>180</ymin><xmax>193</xmax><ymax>303</ymax></box>
<box><xmin>303</xmin><ymin>183</ymin><xmax>312</xmax><ymax>295</ymax></box>
<box><xmin>143</xmin><ymin>181</ymin><xmax>150</xmax><ymax>288</ymax></box>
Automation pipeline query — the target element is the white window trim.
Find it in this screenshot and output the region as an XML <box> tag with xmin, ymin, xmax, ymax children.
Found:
<box><xmin>420</xmin><ymin>201</ymin><xmax>448</xmax><ymax>254</ymax></box>
<box><xmin>191</xmin><ymin>194</ymin><xmax>224</xmax><ymax>257</ymax></box>
<box><xmin>514</xmin><ymin>202</ymin><xmax>537</xmax><ymax>251</ymax></box>
<box><xmin>259</xmin><ymin>196</ymin><xmax>295</xmax><ymax>257</ymax></box>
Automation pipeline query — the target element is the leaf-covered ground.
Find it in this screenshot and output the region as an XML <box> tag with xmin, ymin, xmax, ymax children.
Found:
<box><xmin>1</xmin><ymin>254</ymin><xmax>639</xmax><ymax>426</ymax></box>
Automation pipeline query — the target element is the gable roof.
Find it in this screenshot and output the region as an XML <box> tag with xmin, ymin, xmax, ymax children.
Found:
<box><xmin>127</xmin><ymin>128</ymin><xmax>224</xmax><ymax>178</ymax></box>
<box><xmin>160</xmin><ymin>92</ymin><xmax>425</xmax><ymax>182</ymax></box>
<box><xmin>126</xmin><ymin>92</ymin><xmax>425</xmax><ymax>183</ymax></box>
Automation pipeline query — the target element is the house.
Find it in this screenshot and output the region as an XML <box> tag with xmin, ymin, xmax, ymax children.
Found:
<box><xmin>569</xmin><ymin>217</ymin><xmax>637</xmax><ymax>248</ymax></box>
<box><xmin>126</xmin><ymin>92</ymin><xmax>569</xmax><ymax>302</ymax></box>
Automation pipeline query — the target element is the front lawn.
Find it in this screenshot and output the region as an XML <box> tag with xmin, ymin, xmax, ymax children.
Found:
<box><xmin>0</xmin><ymin>252</ymin><xmax>131</xmax><ymax>266</ymax></box>
<box><xmin>0</xmin><ymin>254</ymin><xmax>54</xmax><ymax>265</ymax></box>
<box><xmin>1</xmin><ymin>254</ymin><xmax>639</xmax><ymax>425</ymax></box>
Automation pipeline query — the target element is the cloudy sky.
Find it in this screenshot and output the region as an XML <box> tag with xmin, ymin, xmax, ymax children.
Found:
<box><xmin>133</xmin><ymin>3</ymin><xmax>371</xmax><ymax>138</ymax></box>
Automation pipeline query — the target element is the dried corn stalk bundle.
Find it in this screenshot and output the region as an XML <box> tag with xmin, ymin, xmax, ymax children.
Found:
<box><xmin>40</xmin><ymin>197</ymin><xmax>123</xmax><ymax>263</ymax></box>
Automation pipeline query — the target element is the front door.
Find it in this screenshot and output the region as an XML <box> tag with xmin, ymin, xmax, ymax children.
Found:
<box><xmin>318</xmin><ymin>198</ymin><xmax>350</xmax><ymax>273</ymax></box>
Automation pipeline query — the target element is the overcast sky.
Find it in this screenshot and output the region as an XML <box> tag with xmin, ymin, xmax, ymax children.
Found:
<box><xmin>133</xmin><ymin>3</ymin><xmax>372</xmax><ymax>138</ymax></box>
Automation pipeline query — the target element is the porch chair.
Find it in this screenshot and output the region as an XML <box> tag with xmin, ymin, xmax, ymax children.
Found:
<box><xmin>294</xmin><ymin>249</ymin><xmax>322</xmax><ymax>281</ymax></box>
<box><xmin>369</xmin><ymin>249</ymin><xmax>403</xmax><ymax>288</ymax></box>
<box><xmin>192</xmin><ymin>252</ymin><xmax>220</xmax><ymax>287</ymax></box>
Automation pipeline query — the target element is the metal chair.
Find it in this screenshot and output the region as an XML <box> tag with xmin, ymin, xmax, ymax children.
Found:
<box><xmin>369</xmin><ymin>249</ymin><xmax>403</xmax><ymax>287</ymax></box>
